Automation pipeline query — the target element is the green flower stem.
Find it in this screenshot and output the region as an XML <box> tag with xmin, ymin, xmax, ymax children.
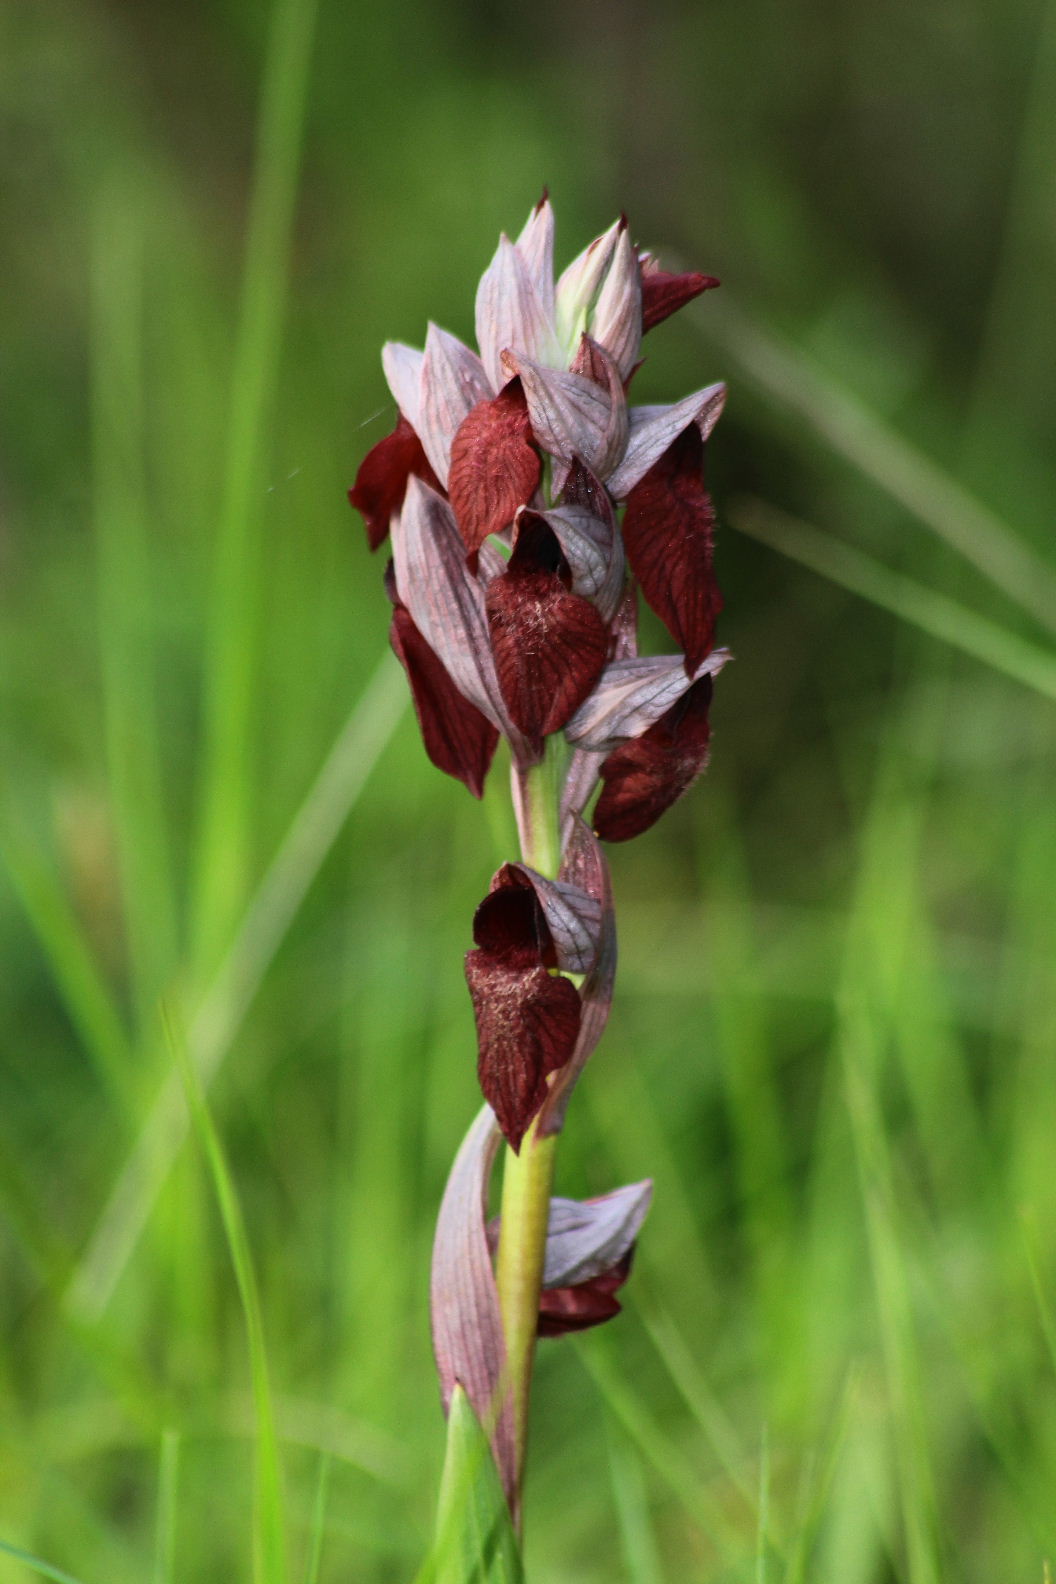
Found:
<box><xmin>495</xmin><ymin>744</ymin><xmax>565</xmax><ymax>1512</ymax></box>
<box><xmin>495</xmin><ymin>1121</ymin><xmax>557</xmax><ymax>1498</ymax></box>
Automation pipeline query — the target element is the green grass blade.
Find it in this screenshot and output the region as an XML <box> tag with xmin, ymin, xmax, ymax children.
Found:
<box><xmin>192</xmin><ymin>0</ymin><xmax>321</xmax><ymax>969</ymax></box>
<box><xmin>571</xmin><ymin>1333</ymin><xmax>744</xmax><ymax>1561</ymax></box>
<box><xmin>168</xmin><ymin>1009</ymin><xmax>287</xmax><ymax>1584</ymax></box>
<box><xmin>608</xmin><ymin>1441</ymin><xmax>664</xmax><ymax>1584</ymax></box>
<box><xmin>0</xmin><ymin>802</ymin><xmax>135</xmax><ymax>1121</ymax></box>
<box><xmin>91</xmin><ymin>181</ymin><xmax>178</xmax><ymax>1028</ymax></box>
<box><xmin>0</xmin><ymin>1540</ymin><xmax>92</xmax><ymax>1584</ymax></box>
<box><xmin>152</xmin><ymin>1430</ymin><xmax>180</xmax><ymax>1584</ymax></box>
<box><xmin>66</xmin><ymin>651</ymin><xmax>406</xmax><ymax>1321</ymax></box>
<box><xmin>302</xmin><ymin>1454</ymin><xmax>331</xmax><ymax>1584</ymax></box>
<box><xmin>697</xmin><ymin>298</ymin><xmax>1056</xmax><ymax>635</ymax></box>
<box><xmin>732</xmin><ymin>498</ymin><xmax>1056</xmax><ymax>701</ymax></box>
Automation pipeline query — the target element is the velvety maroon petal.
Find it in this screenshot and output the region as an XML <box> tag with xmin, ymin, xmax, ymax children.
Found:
<box><xmin>621</xmin><ymin>424</ymin><xmax>723</xmax><ymax>674</ymax></box>
<box><xmin>348</xmin><ymin>415</ymin><xmax>439</xmax><ymax>551</ymax></box>
<box><xmin>593</xmin><ymin>675</ymin><xmax>714</xmax><ymax>842</ymax></box>
<box><xmin>448</xmin><ymin>379</ymin><xmax>541</xmax><ymax>559</ymax></box>
<box><xmin>389</xmin><ymin>605</ymin><xmax>499</xmax><ymax>797</ymax></box>
<box><xmin>465</xmin><ymin>952</ymin><xmax>581</xmax><ymax>1152</ymax></box>
<box><xmin>640</xmin><ymin>267</ymin><xmax>720</xmax><ymax>332</ymax></box>
<box><xmin>486</xmin><ymin>553</ymin><xmax>610</xmax><ymax>742</ymax></box>
<box><xmin>537</xmin><ymin>1253</ymin><xmax>633</xmax><ymax>1337</ymax></box>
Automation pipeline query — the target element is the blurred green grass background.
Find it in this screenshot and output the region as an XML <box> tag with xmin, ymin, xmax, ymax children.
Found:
<box><xmin>2</xmin><ymin>0</ymin><xmax>1055</xmax><ymax>1579</ymax></box>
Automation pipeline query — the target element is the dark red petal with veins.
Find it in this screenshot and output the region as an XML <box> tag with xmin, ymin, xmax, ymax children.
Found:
<box><xmin>465</xmin><ymin>953</ymin><xmax>581</xmax><ymax>1152</ymax></box>
<box><xmin>537</xmin><ymin>1253</ymin><xmax>633</xmax><ymax>1337</ymax></box>
<box><xmin>486</xmin><ymin>528</ymin><xmax>609</xmax><ymax>740</ymax></box>
<box><xmin>349</xmin><ymin>415</ymin><xmax>440</xmax><ymax>551</ymax></box>
<box><xmin>389</xmin><ymin>605</ymin><xmax>499</xmax><ymax>797</ymax></box>
<box><xmin>448</xmin><ymin>379</ymin><xmax>542</xmax><ymax>559</ymax></box>
<box><xmin>640</xmin><ymin>269</ymin><xmax>720</xmax><ymax>333</ymax></box>
<box><xmin>621</xmin><ymin>423</ymin><xmax>723</xmax><ymax>675</ymax></box>
<box><xmin>594</xmin><ymin>675</ymin><xmax>713</xmax><ymax>842</ymax></box>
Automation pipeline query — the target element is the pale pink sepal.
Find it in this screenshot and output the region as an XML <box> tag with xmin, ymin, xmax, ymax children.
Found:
<box><xmin>559</xmin><ymin>746</ymin><xmax>606</xmax><ymax>837</ymax></box>
<box><xmin>393</xmin><ymin>477</ymin><xmax>527</xmax><ymax>750</ymax></box>
<box><xmin>541</xmin><ymin>1182</ymin><xmax>653</xmax><ymax>1288</ymax></box>
<box><xmin>381</xmin><ymin>342</ymin><xmax>424</xmax><ymax>430</ymax></box>
<box><xmin>515</xmin><ymin>196</ymin><xmax>556</xmax><ymax>321</ymax></box>
<box><xmin>417</xmin><ymin>324</ymin><xmax>493</xmax><ymax>485</ymax></box>
<box><xmin>430</xmin><ymin>1104</ymin><xmax>518</xmax><ymax>1507</ymax></box>
<box><xmin>565</xmin><ymin>650</ymin><xmax>731</xmax><ymax>753</ymax></box>
<box><xmin>589</xmin><ymin>226</ymin><xmax>642</xmax><ymax>380</ymax></box>
<box><xmin>475</xmin><ymin>235</ymin><xmax>556</xmax><ymax>392</ymax></box>
<box><xmin>538</xmin><ymin>819</ymin><xmax>617</xmax><ymax>1136</ymax></box>
<box><xmin>606</xmin><ymin>382</ymin><xmax>727</xmax><ymax>499</ymax></box>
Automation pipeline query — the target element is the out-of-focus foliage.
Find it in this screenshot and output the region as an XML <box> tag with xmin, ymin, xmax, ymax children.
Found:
<box><xmin>1</xmin><ymin>0</ymin><xmax>1055</xmax><ymax>1579</ymax></box>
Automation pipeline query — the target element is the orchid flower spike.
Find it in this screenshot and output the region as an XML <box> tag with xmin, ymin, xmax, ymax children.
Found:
<box><xmin>350</xmin><ymin>196</ymin><xmax>728</xmax><ymax>1520</ymax></box>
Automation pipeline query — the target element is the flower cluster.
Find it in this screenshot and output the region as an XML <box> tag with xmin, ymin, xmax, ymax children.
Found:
<box><xmin>350</xmin><ymin>197</ymin><xmax>728</xmax><ymax>1163</ymax></box>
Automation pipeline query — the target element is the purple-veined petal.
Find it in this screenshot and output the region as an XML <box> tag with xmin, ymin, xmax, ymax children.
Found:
<box><xmin>607</xmin><ymin>383</ymin><xmax>726</xmax><ymax>499</ymax></box>
<box><xmin>589</xmin><ymin>225</ymin><xmax>642</xmax><ymax>379</ymax></box>
<box><xmin>348</xmin><ymin>414</ymin><xmax>441</xmax><ymax>552</ymax></box>
<box><xmin>393</xmin><ymin>476</ymin><xmax>528</xmax><ymax>750</ymax></box>
<box><xmin>503</xmin><ymin>349</ymin><xmax>627</xmax><ymax>484</ymax></box>
<box><xmin>389</xmin><ymin>603</ymin><xmax>499</xmax><ymax>797</ymax></box>
<box><xmin>565</xmin><ymin>650</ymin><xmax>729</xmax><ymax>753</ymax></box>
<box><xmin>560</xmin><ymin>746</ymin><xmax>605</xmax><ymax>836</ymax></box>
<box><xmin>542</xmin><ymin>1181</ymin><xmax>653</xmax><ymax>1287</ymax></box>
<box><xmin>554</xmin><ymin>218</ymin><xmax>622</xmax><ymax>348</ymax></box>
<box><xmin>622</xmin><ymin>423</ymin><xmax>722</xmax><ymax>674</ymax></box>
<box><xmin>538</xmin><ymin>818</ymin><xmax>617</xmax><ymax>1135</ymax></box>
<box><xmin>515</xmin><ymin>193</ymin><xmax>556</xmax><ymax>321</ymax></box>
<box><xmin>594</xmin><ymin>673</ymin><xmax>715</xmax><ymax>842</ymax></box>
<box><xmin>448</xmin><ymin>378</ymin><xmax>541</xmax><ymax>560</ymax></box>
<box><xmin>496</xmin><ymin>862</ymin><xmax>603</xmax><ymax>975</ymax></box>
<box><xmin>417</xmin><ymin>324</ymin><xmax>493</xmax><ymax>486</ymax></box>
<box><xmin>430</xmin><ymin>1105</ymin><xmax>518</xmax><ymax>1505</ymax></box>
<box><xmin>566</xmin><ymin>337</ymin><xmax>630</xmax><ymax>485</ymax></box>
<box><xmin>381</xmin><ymin>342</ymin><xmax>424</xmax><ymax>430</ymax></box>
<box><xmin>475</xmin><ymin>235</ymin><xmax>555</xmax><ymax>391</ymax></box>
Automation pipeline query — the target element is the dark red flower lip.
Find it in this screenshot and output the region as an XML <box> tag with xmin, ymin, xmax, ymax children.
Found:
<box><xmin>485</xmin><ymin>517</ymin><xmax>610</xmax><ymax>745</ymax></box>
<box><xmin>465</xmin><ymin>858</ymin><xmax>607</xmax><ymax>1150</ymax></box>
